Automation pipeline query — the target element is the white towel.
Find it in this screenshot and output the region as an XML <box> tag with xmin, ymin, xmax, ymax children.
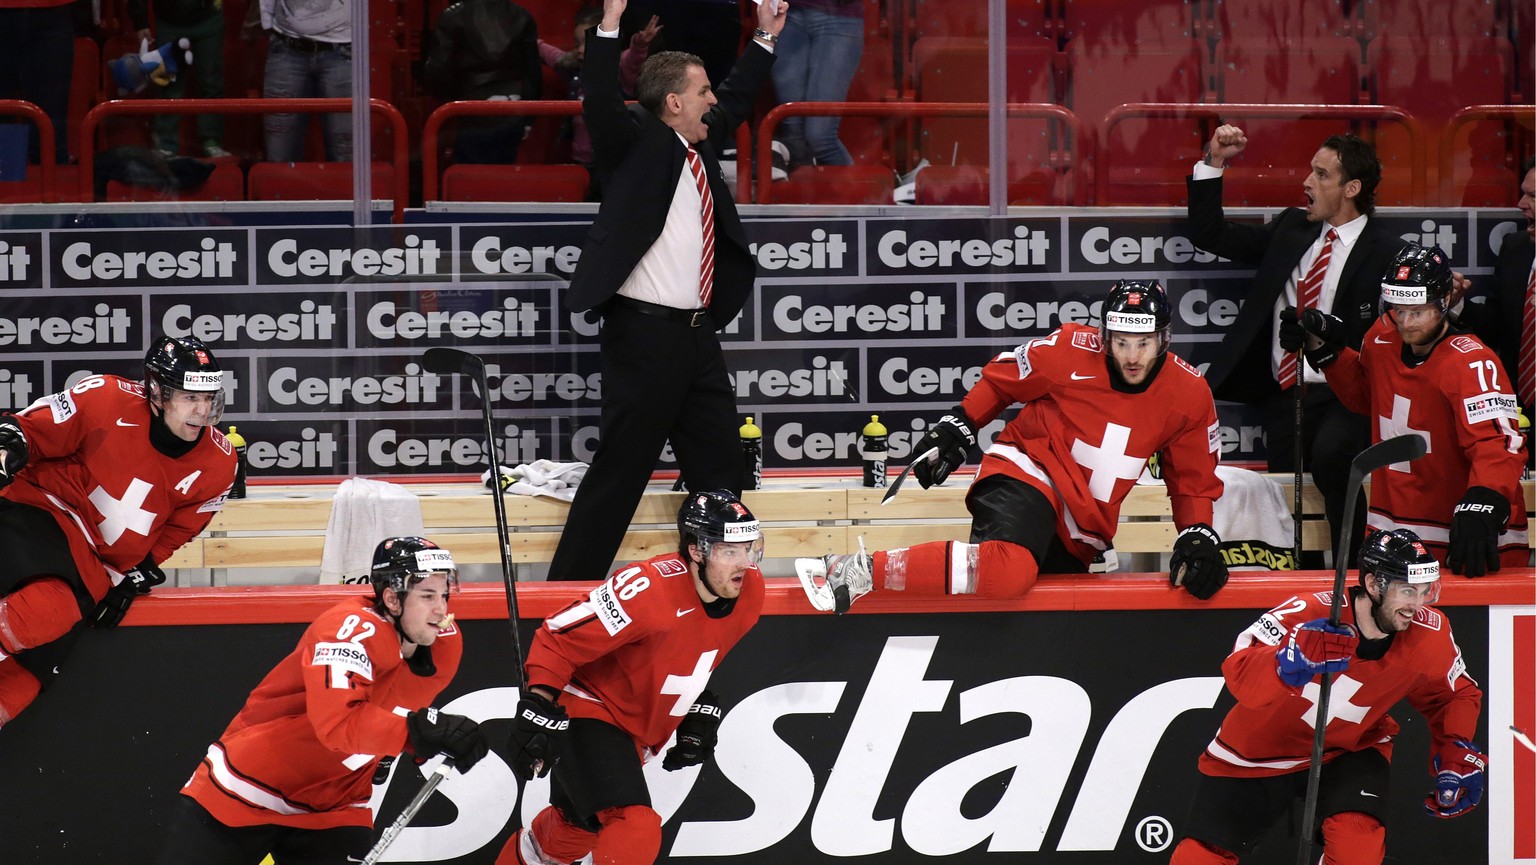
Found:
<box><xmin>485</xmin><ymin>460</ymin><xmax>589</xmax><ymax>503</ymax></box>
<box><xmin>319</xmin><ymin>477</ymin><xmax>428</xmax><ymax>584</ymax></box>
<box><xmin>1211</xmin><ymin>466</ymin><xmax>1297</xmax><ymax>570</ymax></box>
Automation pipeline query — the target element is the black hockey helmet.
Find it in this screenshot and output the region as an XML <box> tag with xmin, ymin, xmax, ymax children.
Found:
<box><xmin>1379</xmin><ymin>242</ymin><xmax>1453</xmax><ymax>314</ymax></box>
<box><xmin>1101</xmin><ymin>280</ymin><xmax>1172</xmax><ymax>355</ymax></box>
<box><xmin>677</xmin><ymin>490</ymin><xmax>764</xmax><ymax>565</ymax></box>
<box><xmin>144</xmin><ymin>334</ymin><xmax>226</xmax><ymax>424</ymax></box>
<box><xmin>370</xmin><ymin>536</ymin><xmax>459</xmax><ymax>601</ymax></box>
<box><xmin>1358</xmin><ymin>527</ymin><xmax>1440</xmax><ymax>599</ymax></box>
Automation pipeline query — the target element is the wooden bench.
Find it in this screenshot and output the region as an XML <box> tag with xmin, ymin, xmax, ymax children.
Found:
<box><xmin>159</xmin><ymin>473</ymin><xmax>1507</xmax><ymax>580</ymax></box>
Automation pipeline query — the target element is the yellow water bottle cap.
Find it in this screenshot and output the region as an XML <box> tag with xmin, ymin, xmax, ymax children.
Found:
<box><xmin>862</xmin><ymin>414</ymin><xmax>887</xmax><ymax>437</ymax></box>
<box><xmin>739</xmin><ymin>415</ymin><xmax>762</xmax><ymax>439</ymax></box>
<box><xmin>226</xmin><ymin>425</ymin><xmax>246</xmax><ymax>447</ymax></box>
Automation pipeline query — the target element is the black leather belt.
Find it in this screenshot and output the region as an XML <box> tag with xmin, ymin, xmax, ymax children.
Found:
<box><xmin>274</xmin><ymin>32</ymin><xmax>341</xmax><ymax>53</ymax></box>
<box><xmin>608</xmin><ymin>295</ymin><xmax>711</xmax><ymax>327</ymax></box>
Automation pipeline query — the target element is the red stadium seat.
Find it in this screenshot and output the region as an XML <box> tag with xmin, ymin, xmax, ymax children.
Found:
<box><xmin>912</xmin><ymin>36</ymin><xmax>1062</xmax><ymax>201</ymax></box>
<box><xmin>440</xmin><ymin>164</ymin><xmax>589</xmax><ymax>202</ymax></box>
<box><xmin>1359</xmin><ymin>0</ymin><xmax>1504</xmax><ymax>40</ymax></box>
<box><xmin>768</xmin><ymin>165</ymin><xmax>894</xmax><ymax>204</ymax></box>
<box><xmin>1067</xmin><ymin>37</ymin><xmax>1208</xmax><ymax>204</ymax></box>
<box><xmin>1060</xmin><ymin>0</ymin><xmax>1202</xmax><ymax>46</ymax></box>
<box><xmin>1368</xmin><ymin>35</ymin><xmax>1514</xmax><ymax>205</ymax></box>
<box><xmin>913</xmin><ymin>165</ymin><xmax>1043</xmax><ymax>206</ymax></box>
<box><xmin>68</xmin><ymin>38</ymin><xmax>101</xmax><ymax>162</ymax></box>
<box><xmin>106</xmin><ymin>162</ymin><xmax>245</xmax><ymax>201</ymax></box>
<box><xmin>1213</xmin><ymin>37</ymin><xmax>1363</xmax><ymax>207</ymax></box>
<box><xmin>247</xmin><ymin>161</ymin><xmax>397</xmax><ymax>200</ymax></box>
<box><xmin>1213</xmin><ymin>0</ymin><xmax>1361</xmax><ymax>40</ymax></box>
<box><xmin>910</xmin><ymin>0</ymin><xmax>1054</xmax><ymax>42</ymax></box>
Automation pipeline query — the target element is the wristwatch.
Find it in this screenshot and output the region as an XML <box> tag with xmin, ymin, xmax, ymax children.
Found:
<box><xmin>753</xmin><ymin>28</ymin><xmax>778</xmax><ymax>44</ymax></box>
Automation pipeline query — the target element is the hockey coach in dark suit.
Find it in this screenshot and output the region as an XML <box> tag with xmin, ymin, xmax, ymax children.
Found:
<box><xmin>548</xmin><ymin>0</ymin><xmax>786</xmax><ymax>581</ymax></box>
<box><xmin>1187</xmin><ymin>124</ymin><xmax>1398</xmax><ymax>564</ymax></box>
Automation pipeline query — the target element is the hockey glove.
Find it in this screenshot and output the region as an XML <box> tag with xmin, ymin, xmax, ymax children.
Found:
<box><xmin>1168</xmin><ymin>524</ymin><xmax>1229</xmax><ymax>600</ymax></box>
<box><xmin>664</xmin><ymin>690</ymin><xmax>723</xmax><ymax>771</ymax></box>
<box><xmin>1277</xmin><ymin>306</ymin><xmax>1307</xmax><ymax>353</ymax></box>
<box><xmin>89</xmin><ymin>555</ymin><xmax>168</xmax><ymax>629</ymax></box>
<box><xmin>508</xmin><ymin>690</ymin><xmax>568</xmax><ymax>780</ymax></box>
<box><xmin>1447</xmin><ymin>486</ymin><xmax>1508</xmax><ymax>577</ymax></box>
<box><xmin>1276</xmin><ymin>618</ymin><xmax>1358</xmax><ymax>688</ymax></box>
<box><xmin>0</xmin><ymin>417</ymin><xmax>27</xmax><ymax>490</ymax></box>
<box><xmin>1298</xmin><ymin>308</ymin><xmax>1346</xmax><ymax>369</ymax></box>
<box><xmin>406</xmin><ymin>708</ymin><xmax>489</xmax><ymax>772</ymax></box>
<box><xmin>1425</xmin><ymin>739</ymin><xmax>1485</xmax><ymax>818</ymax></box>
<box><xmin>912</xmin><ymin>407</ymin><xmax>976</xmax><ymax>489</ymax></box>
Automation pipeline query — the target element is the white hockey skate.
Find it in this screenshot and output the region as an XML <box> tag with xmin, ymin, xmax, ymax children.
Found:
<box><xmin>795</xmin><ymin>536</ymin><xmax>873</xmax><ymax>615</ymax></box>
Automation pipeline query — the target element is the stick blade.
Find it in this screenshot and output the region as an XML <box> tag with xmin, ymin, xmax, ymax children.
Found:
<box><xmin>422</xmin><ymin>347</ymin><xmax>479</xmax><ymax>376</ymax></box>
<box><xmin>1352</xmin><ymin>433</ymin><xmax>1427</xmax><ymax>474</ymax></box>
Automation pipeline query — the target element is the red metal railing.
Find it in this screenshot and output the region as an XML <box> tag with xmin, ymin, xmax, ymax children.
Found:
<box><xmin>421</xmin><ymin>100</ymin><xmax>756</xmax><ymax>203</ymax></box>
<box><xmin>755</xmin><ymin>101</ymin><xmax>1085</xmax><ymax>205</ymax></box>
<box><xmin>1102</xmin><ymin>102</ymin><xmax>1423</xmax><ymax>205</ymax></box>
<box><xmin>0</xmin><ymin>100</ymin><xmax>59</xmax><ymax>203</ymax></box>
<box><xmin>79</xmin><ymin>98</ymin><xmax>410</xmax><ymax>221</ymax></box>
<box><xmin>1440</xmin><ymin>104</ymin><xmax>1536</xmax><ymax>205</ymax></box>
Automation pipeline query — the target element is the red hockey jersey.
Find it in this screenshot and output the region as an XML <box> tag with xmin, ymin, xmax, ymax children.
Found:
<box><xmin>962</xmin><ymin>323</ymin><xmax>1224</xmax><ymax>557</ymax></box>
<box><xmin>526</xmin><ymin>553</ymin><xmax>764</xmax><ymax>754</ymax></box>
<box><xmin>181</xmin><ymin>598</ymin><xmax>463</xmax><ymax>829</ymax></box>
<box><xmin>2</xmin><ymin>375</ymin><xmax>235</xmax><ymax>600</ymax></box>
<box><xmin>1324</xmin><ymin>318</ymin><xmax>1528</xmax><ymax>564</ymax></box>
<box><xmin>1199</xmin><ymin>590</ymin><xmax>1481</xmax><ymax>779</ymax></box>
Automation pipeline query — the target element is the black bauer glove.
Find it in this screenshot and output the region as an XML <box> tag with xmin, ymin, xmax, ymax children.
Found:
<box><xmin>89</xmin><ymin>554</ymin><xmax>168</xmax><ymax>629</ymax></box>
<box><xmin>912</xmin><ymin>407</ymin><xmax>977</xmax><ymax>489</ymax></box>
<box><xmin>1298</xmin><ymin>308</ymin><xmax>1346</xmax><ymax>370</ymax></box>
<box><xmin>508</xmin><ymin>690</ymin><xmax>568</xmax><ymax>780</ymax></box>
<box><xmin>664</xmin><ymin>690</ymin><xmax>723</xmax><ymax>771</ymax></box>
<box><xmin>1169</xmin><ymin>523</ymin><xmax>1229</xmax><ymax>600</ymax></box>
<box><xmin>1447</xmin><ymin>486</ymin><xmax>1509</xmax><ymax>577</ymax></box>
<box><xmin>0</xmin><ymin>417</ymin><xmax>27</xmax><ymax>491</ymax></box>
<box><xmin>406</xmin><ymin>707</ymin><xmax>489</xmax><ymax>772</ymax></box>
<box><xmin>1277</xmin><ymin>306</ymin><xmax>1307</xmax><ymax>353</ymax></box>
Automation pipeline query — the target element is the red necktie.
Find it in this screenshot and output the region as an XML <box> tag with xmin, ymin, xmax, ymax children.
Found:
<box><xmin>1279</xmin><ymin>227</ymin><xmax>1338</xmax><ymax>389</ymax></box>
<box><xmin>1519</xmin><ymin>265</ymin><xmax>1535</xmax><ymax>407</ymax></box>
<box><xmin>685</xmin><ymin>146</ymin><xmax>715</xmax><ymax>308</ymax></box>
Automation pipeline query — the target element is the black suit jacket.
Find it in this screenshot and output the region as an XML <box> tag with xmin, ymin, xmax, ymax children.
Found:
<box><xmin>566</xmin><ymin>30</ymin><xmax>773</xmax><ymax>325</ymax></box>
<box><xmin>1187</xmin><ymin>175</ymin><xmax>1399</xmax><ymax>405</ymax></box>
<box><xmin>1463</xmin><ymin>232</ymin><xmax>1533</xmax><ymax>389</ymax></box>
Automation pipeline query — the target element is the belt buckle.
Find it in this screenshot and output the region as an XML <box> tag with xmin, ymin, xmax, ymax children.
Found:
<box><xmin>688</xmin><ymin>310</ymin><xmax>707</xmax><ymax>328</ymax></box>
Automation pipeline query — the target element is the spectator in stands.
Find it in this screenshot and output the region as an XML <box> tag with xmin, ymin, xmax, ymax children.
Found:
<box><xmin>424</xmin><ymin>0</ymin><xmax>542</xmax><ymax>165</ymax></box>
<box><xmin>630</xmin><ymin>0</ymin><xmax>736</xmax><ymax>88</ymax></box>
<box><xmin>0</xmin><ymin>0</ymin><xmax>73</xmax><ymax>164</ymax></box>
<box><xmin>545</xmin><ymin>0</ymin><xmax>784</xmax><ymax>582</ymax></box>
<box><xmin>1188</xmin><ymin>125</ymin><xmax>1398</xmax><ymax>567</ymax></box>
<box><xmin>769</xmin><ymin>0</ymin><xmax>863</xmax><ymax>170</ymax></box>
<box><xmin>1296</xmin><ymin>242</ymin><xmax>1528</xmax><ymax>575</ymax></box>
<box><xmin>129</xmin><ymin>0</ymin><xmax>230</xmax><ymax>158</ymax></box>
<box><xmin>256</xmin><ymin>0</ymin><xmax>352</xmax><ymax>161</ymax></box>
<box><xmin>539</xmin><ymin>6</ymin><xmax>661</xmax><ymax>190</ymax></box>
<box><xmin>1461</xmin><ymin>157</ymin><xmax>1535</xmax><ymax>419</ymax></box>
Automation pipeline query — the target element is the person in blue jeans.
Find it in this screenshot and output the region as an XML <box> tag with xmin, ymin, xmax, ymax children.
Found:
<box><xmin>258</xmin><ymin>0</ymin><xmax>352</xmax><ymax>162</ymax></box>
<box><xmin>769</xmin><ymin>0</ymin><xmax>863</xmax><ymax>169</ymax></box>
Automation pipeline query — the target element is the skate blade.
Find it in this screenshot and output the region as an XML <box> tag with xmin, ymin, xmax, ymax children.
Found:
<box><xmin>794</xmin><ymin>558</ymin><xmax>837</xmax><ymax>612</ymax></box>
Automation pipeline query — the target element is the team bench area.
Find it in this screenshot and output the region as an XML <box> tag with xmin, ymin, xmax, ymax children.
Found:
<box><xmin>157</xmin><ymin>476</ymin><xmax>1536</xmax><ymax>583</ymax></box>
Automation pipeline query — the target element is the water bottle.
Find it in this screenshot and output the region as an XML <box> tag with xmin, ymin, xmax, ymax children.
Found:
<box><xmin>740</xmin><ymin>416</ymin><xmax>763</xmax><ymax>490</ymax></box>
<box><xmin>226</xmin><ymin>425</ymin><xmax>248</xmax><ymax>499</ymax></box>
<box><xmin>860</xmin><ymin>414</ymin><xmax>888</xmax><ymax>487</ymax></box>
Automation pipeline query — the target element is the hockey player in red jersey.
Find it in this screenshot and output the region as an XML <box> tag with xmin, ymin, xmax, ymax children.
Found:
<box><xmin>1171</xmin><ymin>528</ymin><xmax>1484</xmax><ymax>865</ymax></box>
<box><xmin>1293</xmin><ymin>241</ymin><xmax>1528</xmax><ymax>574</ymax></box>
<box><xmin>0</xmin><ymin>335</ymin><xmax>237</xmax><ymax>728</ymax></box>
<box><xmin>497</xmin><ymin>490</ymin><xmax>765</xmax><ymax>865</ymax></box>
<box><xmin>798</xmin><ymin>280</ymin><xmax>1228</xmax><ymax>614</ymax></box>
<box><xmin>158</xmin><ymin>536</ymin><xmax>488</xmax><ymax>864</ymax></box>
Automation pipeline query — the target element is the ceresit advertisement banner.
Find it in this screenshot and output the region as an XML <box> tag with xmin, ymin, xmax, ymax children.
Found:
<box><xmin>0</xmin><ymin>209</ymin><xmax>1517</xmax><ymax>477</ymax></box>
<box><xmin>0</xmin><ymin>593</ymin><xmax>1502</xmax><ymax>864</ymax></box>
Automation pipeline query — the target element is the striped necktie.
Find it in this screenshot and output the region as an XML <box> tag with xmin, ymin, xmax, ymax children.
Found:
<box><xmin>685</xmin><ymin>146</ymin><xmax>715</xmax><ymax>308</ymax></box>
<box><xmin>1279</xmin><ymin>227</ymin><xmax>1338</xmax><ymax>389</ymax></box>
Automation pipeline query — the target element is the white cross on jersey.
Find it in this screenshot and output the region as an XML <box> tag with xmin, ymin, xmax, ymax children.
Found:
<box><xmin>660</xmin><ymin>649</ymin><xmax>718</xmax><ymax>716</ymax></box>
<box><xmin>1299</xmin><ymin>673</ymin><xmax>1371</xmax><ymax>728</ymax></box>
<box><xmin>1071</xmin><ymin>422</ymin><xmax>1150</xmax><ymax>502</ymax></box>
<box><xmin>89</xmin><ymin>478</ymin><xmax>158</xmax><ymax>544</ymax></box>
<box><xmin>1379</xmin><ymin>394</ymin><xmax>1431</xmax><ymax>473</ymax></box>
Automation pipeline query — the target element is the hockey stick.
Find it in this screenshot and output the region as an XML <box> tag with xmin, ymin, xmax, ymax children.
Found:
<box><xmin>1294</xmin><ymin>433</ymin><xmax>1427</xmax><ymax>865</ymax></box>
<box><xmin>880</xmin><ymin>446</ymin><xmax>939</xmax><ymax>506</ymax></box>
